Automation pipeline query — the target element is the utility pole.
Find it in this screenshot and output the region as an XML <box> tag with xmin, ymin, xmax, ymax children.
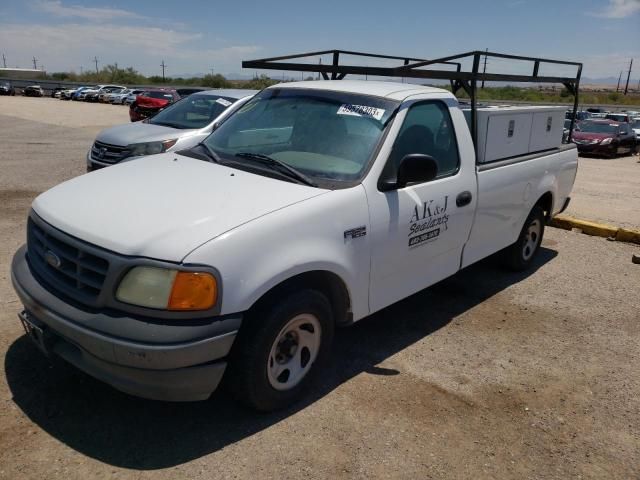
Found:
<box><xmin>160</xmin><ymin>60</ymin><xmax>166</xmax><ymax>81</ymax></box>
<box><xmin>481</xmin><ymin>48</ymin><xmax>488</xmax><ymax>89</ymax></box>
<box><xmin>616</xmin><ymin>71</ymin><xmax>622</xmax><ymax>92</ymax></box>
<box><xmin>623</xmin><ymin>58</ymin><xmax>633</xmax><ymax>95</ymax></box>
<box><xmin>32</xmin><ymin>56</ymin><xmax>38</xmax><ymax>70</ymax></box>
<box><xmin>2</xmin><ymin>53</ymin><xmax>6</xmax><ymax>68</ymax></box>
<box><xmin>210</xmin><ymin>66</ymin><xmax>214</xmax><ymax>76</ymax></box>
<box><xmin>93</xmin><ymin>56</ymin><xmax>99</xmax><ymax>74</ymax></box>
<box><xmin>80</xmin><ymin>65</ymin><xmax>83</xmax><ymax>75</ymax></box>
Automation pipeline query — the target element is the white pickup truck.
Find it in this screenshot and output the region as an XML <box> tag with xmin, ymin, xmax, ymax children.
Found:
<box><xmin>11</xmin><ymin>78</ymin><xmax>578</xmax><ymax>411</ymax></box>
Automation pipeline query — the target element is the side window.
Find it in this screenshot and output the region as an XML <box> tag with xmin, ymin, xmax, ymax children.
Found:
<box><xmin>384</xmin><ymin>101</ymin><xmax>460</xmax><ymax>181</ymax></box>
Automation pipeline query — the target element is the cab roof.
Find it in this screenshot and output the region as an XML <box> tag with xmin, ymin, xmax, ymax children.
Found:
<box><xmin>267</xmin><ymin>80</ymin><xmax>453</xmax><ymax>101</ymax></box>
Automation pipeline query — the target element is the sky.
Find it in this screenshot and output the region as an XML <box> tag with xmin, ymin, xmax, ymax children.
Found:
<box><xmin>0</xmin><ymin>0</ymin><xmax>639</xmax><ymax>82</ymax></box>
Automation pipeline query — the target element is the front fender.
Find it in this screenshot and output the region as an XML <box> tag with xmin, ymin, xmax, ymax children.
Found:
<box><xmin>183</xmin><ymin>185</ymin><xmax>371</xmax><ymax>321</ymax></box>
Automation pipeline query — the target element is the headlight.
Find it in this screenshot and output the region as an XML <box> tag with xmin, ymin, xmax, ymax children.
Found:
<box><xmin>116</xmin><ymin>266</ymin><xmax>217</xmax><ymax>311</ymax></box>
<box><xmin>127</xmin><ymin>139</ymin><xmax>177</xmax><ymax>156</ymax></box>
<box><xmin>600</xmin><ymin>138</ymin><xmax>613</xmax><ymax>145</ymax></box>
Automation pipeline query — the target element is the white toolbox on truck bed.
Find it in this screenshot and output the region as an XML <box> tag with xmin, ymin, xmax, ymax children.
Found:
<box><xmin>463</xmin><ymin>106</ymin><xmax>565</xmax><ymax>163</ymax></box>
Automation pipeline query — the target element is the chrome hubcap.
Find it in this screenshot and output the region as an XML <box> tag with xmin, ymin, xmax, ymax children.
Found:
<box><xmin>267</xmin><ymin>314</ymin><xmax>321</xmax><ymax>391</ymax></box>
<box><xmin>523</xmin><ymin>219</ymin><xmax>541</xmax><ymax>260</ymax></box>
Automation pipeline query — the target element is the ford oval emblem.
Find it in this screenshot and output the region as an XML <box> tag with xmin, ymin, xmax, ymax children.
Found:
<box><xmin>44</xmin><ymin>250</ymin><xmax>62</xmax><ymax>269</ymax></box>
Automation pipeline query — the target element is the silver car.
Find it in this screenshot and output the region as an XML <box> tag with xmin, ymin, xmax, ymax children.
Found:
<box><xmin>87</xmin><ymin>89</ymin><xmax>258</xmax><ymax>171</ymax></box>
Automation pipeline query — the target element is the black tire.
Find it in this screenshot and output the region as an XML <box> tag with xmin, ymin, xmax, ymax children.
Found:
<box><xmin>227</xmin><ymin>289</ymin><xmax>334</xmax><ymax>412</ymax></box>
<box><xmin>502</xmin><ymin>205</ymin><xmax>545</xmax><ymax>271</ymax></box>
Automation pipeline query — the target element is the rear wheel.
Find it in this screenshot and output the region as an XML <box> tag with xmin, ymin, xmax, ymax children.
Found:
<box><xmin>227</xmin><ymin>289</ymin><xmax>334</xmax><ymax>412</ymax></box>
<box><xmin>502</xmin><ymin>205</ymin><xmax>545</xmax><ymax>271</ymax></box>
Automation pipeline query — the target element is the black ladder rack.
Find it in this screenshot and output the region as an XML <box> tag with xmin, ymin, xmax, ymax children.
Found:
<box><xmin>242</xmin><ymin>49</ymin><xmax>583</xmax><ymax>146</ymax></box>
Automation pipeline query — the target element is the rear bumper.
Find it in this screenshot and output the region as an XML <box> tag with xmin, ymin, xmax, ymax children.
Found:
<box><xmin>11</xmin><ymin>246</ymin><xmax>241</xmax><ymax>401</ymax></box>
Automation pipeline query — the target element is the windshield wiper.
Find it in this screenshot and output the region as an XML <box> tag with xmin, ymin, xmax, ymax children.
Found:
<box><xmin>235</xmin><ymin>152</ymin><xmax>317</xmax><ymax>187</ymax></box>
<box><xmin>197</xmin><ymin>142</ymin><xmax>222</xmax><ymax>163</ymax></box>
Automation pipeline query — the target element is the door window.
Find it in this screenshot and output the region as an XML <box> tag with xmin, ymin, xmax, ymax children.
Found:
<box><xmin>383</xmin><ymin>101</ymin><xmax>460</xmax><ymax>182</ymax></box>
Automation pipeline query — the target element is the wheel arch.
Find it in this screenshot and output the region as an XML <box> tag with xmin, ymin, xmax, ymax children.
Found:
<box><xmin>249</xmin><ymin>270</ymin><xmax>353</xmax><ymax>327</ymax></box>
<box><xmin>535</xmin><ymin>191</ymin><xmax>554</xmax><ymax>221</ymax></box>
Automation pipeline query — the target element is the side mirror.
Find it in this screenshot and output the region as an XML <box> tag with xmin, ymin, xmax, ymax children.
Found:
<box><xmin>379</xmin><ymin>154</ymin><xmax>438</xmax><ymax>191</ymax></box>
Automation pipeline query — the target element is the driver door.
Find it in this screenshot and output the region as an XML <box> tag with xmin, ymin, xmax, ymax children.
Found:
<box><xmin>366</xmin><ymin>100</ymin><xmax>477</xmax><ymax>313</ymax></box>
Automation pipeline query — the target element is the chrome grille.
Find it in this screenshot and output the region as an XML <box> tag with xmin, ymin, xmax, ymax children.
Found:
<box><xmin>90</xmin><ymin>140</ymin><xmax>128</xmax><ymax>164</ymax></box>
<box><xmin>27</xmin><ymin>217</ymin><xmax>109</xmax><ymax>306</ymax></box>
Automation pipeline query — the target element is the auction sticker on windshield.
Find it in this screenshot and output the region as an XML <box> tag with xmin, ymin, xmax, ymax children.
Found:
<box><xmin>216</xmin><ymin>98</ymin><xmax>233</xmax><ymax>107</ymax></box>
<box><xmin>337</xmin><ymin>104</ymin><xmax>385</xmax><ymax>121</ymax></box>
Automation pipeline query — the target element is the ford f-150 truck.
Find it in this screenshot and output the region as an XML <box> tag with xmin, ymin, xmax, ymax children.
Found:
<box><xmin>11</xmin><ymin>50</ymin><xmax>580</xmax><ymax>411</ymax></box>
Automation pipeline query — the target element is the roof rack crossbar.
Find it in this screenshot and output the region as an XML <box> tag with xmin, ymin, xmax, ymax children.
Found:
<box><xmin>241</xmin><ymin>48</ymin><xmax>583</xmax><ymax>155</ymax></box>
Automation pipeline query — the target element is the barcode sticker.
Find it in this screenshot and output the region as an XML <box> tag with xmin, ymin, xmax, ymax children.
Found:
<box><xmin>337</xmin><ymin>104</ymin><xmax>385</xmax><ymax>121</ymax></box>
<box><xmin>215</xmin><ymin>98</ymin><xmax>232</xmax><ymax>107</ymax></box>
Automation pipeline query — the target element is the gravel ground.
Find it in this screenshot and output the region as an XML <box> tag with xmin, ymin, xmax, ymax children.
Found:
<box><xmin>0</xmin><ymin>97</ymin><xmax>639</xmax><ymax>480</ymax></box>
<box><xmin>565</xmin><ymin>154</ymin><xmax>640</xmax><ymax>230</ymax></box>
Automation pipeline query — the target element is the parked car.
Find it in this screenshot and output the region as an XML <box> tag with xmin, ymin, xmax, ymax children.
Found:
<box><xmin>572</xmin><ymin>119</ymin><xmax>636</xmax><ymax>157</ymax></box>
<box><xmin>0</xmin><ymin>81</ymin><xmax>15</xmax><ymax>96</ymax></box>
<box><xmin>12</xmin><ymin>77</ymin><xmax>578</xmax><ymax>410</ymax></box>
<box><xmin>123</xmin><ymin>89</ymin><xmax>144</xmax><ymax>106</ymax></box>
<box><xmin>82</xmin><ymin>85</ymin><xmax>125</xmax><ymax>102</ymax></box>
<box><xmin>630</xmin><ymin>117</ymin><xmax>640</xmax><ymax>142</ymax></box>
<box><xmin>98</xmin><ymin>87</ymin><xmax>124</xmax><ymax>103</ymax></box>
<box><xmin>106</xmin><ymin>88</ymin><xmax>131</xmax><ymax>104</ymax></box>
<box><xmin>129</xmin><ymin>89</ymin><xmax>180</xmax><ymax>122</ymax></box>
<box><xmin>71</xmin><ymin>86</ymin><xmax>94</xmax><ymax>101</ymax></box>
<box><xmin>50</xmin><ymin>87</ymin><xmax>66</xmax><ymax>98</ymax></box>
<box><xmin>176</xmin><ymin>88</ymin><xmax>206</xmax><ymax>98</ymax></box>
<box><xmin>565</xmin><ymin>110</ymin><xmax>590</xmax><ymax>121</ymax></box>
<box><xmin>23</xmin><ymin>85</ymin><xmax>44</xmax><ymax>97</ymax></box>
<box><xmin>87</xmin><ymin>89</ymin><xmax>257</xmax><ymax>170</ymax></box>
<box><xmin>605</xmin><ymin>113</ymin><xmax>633</xmax><ymax>123</ymax></box>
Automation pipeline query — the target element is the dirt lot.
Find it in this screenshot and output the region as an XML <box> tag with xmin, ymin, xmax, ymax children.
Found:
<box><xmin>0</xmin><ymin>97</ymin><xmax>639</xmax><ymax>480</ymax></box>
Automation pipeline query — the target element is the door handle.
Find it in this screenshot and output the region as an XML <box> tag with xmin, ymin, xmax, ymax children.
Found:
<box><xmin>456</xmin><ymin>191</ymin><xmax>472</xmax><ymax>207</ymax></box>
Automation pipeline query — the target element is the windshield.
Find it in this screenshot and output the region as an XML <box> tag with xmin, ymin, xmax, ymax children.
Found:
<box><xmin>149</xmin><ymin>94</ymin><xmax>236</xmax><ymax>129</ymax></box>
<box><xmin>203</xmin><ymin>88</ymin><xmax>398</xmax><ymax>185</ymax></box>
<box><xmin>632</xmin><ymin>120</ymin><xmax>640</xmax><ymax>128</ymax></box>
<box><xmin>579</xmin><ymin>122</ymin><xmax>618</xmax><ymax>134</ymax></box>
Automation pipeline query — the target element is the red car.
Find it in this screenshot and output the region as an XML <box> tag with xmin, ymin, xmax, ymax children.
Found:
<box><xmin>129</xmin><ymin>89</ymin><xmax>180</xmax><ymax>122</ymax></box>
<box><xmin>572</xmin><ymin>119</ymin><xmax>636</xmax><ymax>158</ymax></box>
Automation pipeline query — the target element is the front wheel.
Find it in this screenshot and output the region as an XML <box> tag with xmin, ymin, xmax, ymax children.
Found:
<box><xmin>502</xmin><ymin>205</ymin><xmax>545</xmax><ymax>271</ymax></box>
<box><xmin>227</xmin><ymin>289</ymin><xmax>334</xmax><ymax>412</ymax></box>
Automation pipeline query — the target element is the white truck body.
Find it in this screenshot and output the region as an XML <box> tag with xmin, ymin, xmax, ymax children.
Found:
<box><xmin>12</xmin><ymin>80</ymin><xmax>578</xmax><ymax>407</ymax></box>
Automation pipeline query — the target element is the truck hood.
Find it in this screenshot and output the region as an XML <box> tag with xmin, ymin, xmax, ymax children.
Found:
<box><xmin>32</xmin><ymin>154</ymin><xmax>327</xmax><ymax>261</ymax></box>
<box><xmin>96</xmin><ymin>122</ymin><xmax>190</xmax><ymax>146</ymax></box>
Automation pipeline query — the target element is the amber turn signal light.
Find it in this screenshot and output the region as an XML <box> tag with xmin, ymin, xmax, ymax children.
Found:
<box><xmin>168</xmin><ymin>272</ymin><xmax>217</xmax><ymax>311</ymax></box>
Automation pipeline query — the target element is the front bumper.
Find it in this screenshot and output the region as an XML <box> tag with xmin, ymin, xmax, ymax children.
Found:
<box><xmin>574</xmin><ymin>141</ymin><xmax>616</xmax><ymax>156</ymax></box>
<box><xmin>11</xmin><ymin>245</ymin><xmax>241</xmax><ymax>401</ymax></box>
